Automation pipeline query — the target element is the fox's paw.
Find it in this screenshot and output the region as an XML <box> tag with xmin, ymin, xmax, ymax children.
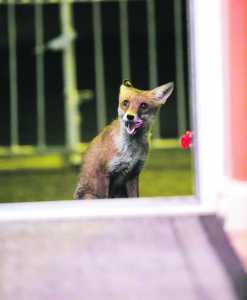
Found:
<box><xmin>73</xmin><ymin>187</ymin><xmax>98</xmax><ymax>200</ymax></box>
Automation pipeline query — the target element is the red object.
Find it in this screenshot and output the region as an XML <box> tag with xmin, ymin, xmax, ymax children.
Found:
<box><xmin>180</xmin><ymin>131</ymin><xmax>193</xmax><ymax>149</ymax></box>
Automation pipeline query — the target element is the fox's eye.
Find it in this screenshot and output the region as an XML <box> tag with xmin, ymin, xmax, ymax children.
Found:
<box><xmin>122</xmin><ymin>99</ymin><xmax>129</xmax><ymax>107</ymax></box>
<box><xmin>140</xmin><ymin>102</ymin><xmax>148</xmax><ymax>110</ymax></box>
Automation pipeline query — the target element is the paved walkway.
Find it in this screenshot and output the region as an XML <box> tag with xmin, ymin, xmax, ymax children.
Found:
<box><xmin>0</xmin><ymin>200</ymin><xmax>246</xmax><ymax>300</ymax></box>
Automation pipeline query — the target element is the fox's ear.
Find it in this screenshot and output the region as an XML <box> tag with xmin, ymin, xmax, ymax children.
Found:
<box><xmin>151</xmin><ymin>82</ymin><xmax>174</xmax><ymax>104</ymax></box>
<box><xmin>122</xmin><ymin>79</ymin><xmax>133</xmax><ymax>88</ymax></box>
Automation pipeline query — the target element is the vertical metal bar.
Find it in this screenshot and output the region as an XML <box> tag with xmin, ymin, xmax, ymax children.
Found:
<box><xmin>92</xmin><ymin>1</ymin><xmax>107</xmax><ymax>132</ymax></box>
<box><xmin>119</xmin><ymin>0</ymin><xmax>130</xmax><ymax>80</ymax></box>
<box><xmin>60</xmin><ymin>2</ymin><xmax>80</xmax><ymax>150</ymax></box>
<box><xmin>174</xmin><ymin>0</ymin><xmax>187</xmax><ymax>137</ymax></box>
<box><xmin>147</xmin><ymin>0</ymin><xmax>160</xmax><ymax>139</ymax></box>
<box><xmin>34</xmin><ymin>3</ymin><xmax>46</xmax><ymax>149</ymax></box>
<box><xmin>7</xmin><ymin>2</ymin><xmax>19</xmax><ymax>147</ymax></box>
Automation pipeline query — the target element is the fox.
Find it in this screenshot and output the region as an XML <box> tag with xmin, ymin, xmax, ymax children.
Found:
<box><xmin>74</xmin><ymin>80</ymin><xmax>174</xmax><ymax>199</ymax></box>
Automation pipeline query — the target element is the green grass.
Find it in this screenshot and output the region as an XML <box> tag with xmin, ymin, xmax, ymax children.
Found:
<box><xmin>0</xmin><ymin>149</ymin><xmax>193</xmax><ymax>203</ymax></box>
<box><xmin>140</xmin><ymin>149</ymin><xmax>194</xmax><ymax>197</ymax></box>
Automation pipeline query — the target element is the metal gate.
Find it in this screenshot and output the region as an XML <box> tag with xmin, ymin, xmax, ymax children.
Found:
<box><xmin>0</xmin><ymin>0</ymin><xmax>187</xmax><ymax>159</ymax></box>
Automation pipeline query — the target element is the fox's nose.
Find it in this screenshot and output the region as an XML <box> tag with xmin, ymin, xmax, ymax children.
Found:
<box><xmin>126</xmin><ymin>114</ymin><xmax>135</xmax><ymax>121</ymax></box>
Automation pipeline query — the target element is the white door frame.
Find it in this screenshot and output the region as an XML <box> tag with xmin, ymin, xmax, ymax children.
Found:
<box><xmin>188</xmin><ymin>0</ymin><xmax>247</xmax><ymax>230</ymax></box>
<box><xmin>1</xmin><ymin>0</ymin><xmax>246</xmax><ymax>230</ymax></box>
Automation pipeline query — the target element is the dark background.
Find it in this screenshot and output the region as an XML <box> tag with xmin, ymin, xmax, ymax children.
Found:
<box><xmin>0</xmin><ymin>0</ymin><xmax>189</xmax><ymax>146</ymax></box>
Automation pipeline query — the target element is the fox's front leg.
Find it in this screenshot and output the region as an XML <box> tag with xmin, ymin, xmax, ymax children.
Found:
<box><xmin>74</xmin><ymin>172</ymin><xmax>110</xmax><ymax>199</ymax></box>
<box><xmin>126</xmin><ymin>176</ymin><xmax>139</xmax><ymax>198</ymax></box>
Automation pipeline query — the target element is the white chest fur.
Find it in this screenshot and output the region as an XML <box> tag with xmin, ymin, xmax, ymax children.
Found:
<box><xmin>108</xmin><ymin>132</ymin><xmax>147</xmax><ymax>177</ymax></box>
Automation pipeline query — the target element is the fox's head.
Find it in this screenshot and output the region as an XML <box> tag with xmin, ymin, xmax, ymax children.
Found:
<box><xmin>118</xmin><ymin>80</ymin><xmax>174</xmax><ymax>136</ymax></box>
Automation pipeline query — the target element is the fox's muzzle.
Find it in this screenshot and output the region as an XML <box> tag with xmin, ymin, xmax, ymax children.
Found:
<box><xmin>123</xmin><ymin>112</ymin><xmax>137</xmax><ymax>123</ymax></box>
<box><xmin>126</xmin><ymin>114</ymin><xmax>135</xmax><ymax>121</ymax></box>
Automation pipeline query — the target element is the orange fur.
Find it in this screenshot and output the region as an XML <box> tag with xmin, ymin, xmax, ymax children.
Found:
<box><xmin>74</xmin><ymin>80</ymin><xmax>174</xmax><ymax>199</ymax></box>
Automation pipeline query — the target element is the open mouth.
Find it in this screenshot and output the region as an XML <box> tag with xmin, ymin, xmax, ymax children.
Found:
<box><xmin>125</xmin><ymin>119</ymin><xmax>143</xmax><ymax>136</ymax></box>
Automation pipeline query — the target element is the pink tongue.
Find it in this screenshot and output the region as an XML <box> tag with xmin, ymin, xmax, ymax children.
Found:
<box><xmin>127</xmin><ymin>125</ymin><xmax>136</xmax><ymax>135</ymax></box>
<box><xmin>126</xmin><ymin>119</ymin><xmax>143</xmax><ymax>135</ymax></box>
